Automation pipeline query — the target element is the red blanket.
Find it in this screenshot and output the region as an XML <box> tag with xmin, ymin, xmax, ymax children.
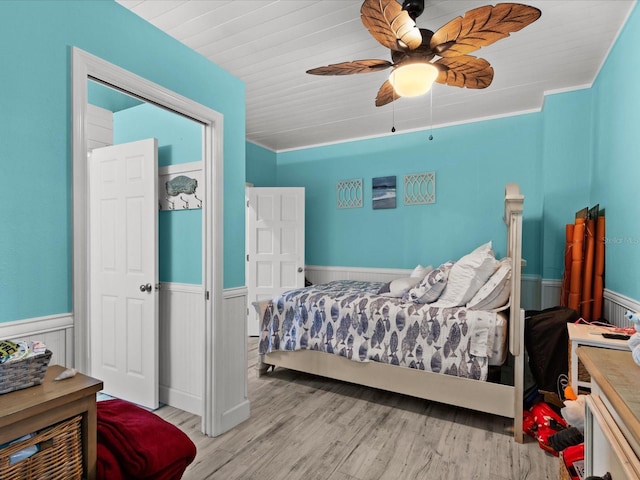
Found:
<box><xmin>97</xmin><ymin>399</ymin><xmax>196</xmax><ymax>480</ymax></box>
<box><xmin>97</xmin><ymin>442</ymin><xmax>124</xmax><ymax>480</ymax></box>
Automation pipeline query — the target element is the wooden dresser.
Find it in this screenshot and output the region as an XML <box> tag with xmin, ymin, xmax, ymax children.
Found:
<box><xmin>578</xmin><ymin>346</ymin><xmax>640</xmax><ymax>479</ymax></box>
<box><xmin>0</xmin><ymin>365</ymin><xmax>103</xmax><ymax>479</ymax></box>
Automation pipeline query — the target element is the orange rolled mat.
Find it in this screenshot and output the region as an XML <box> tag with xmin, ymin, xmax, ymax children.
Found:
<box><xmin>581</xmin><ymin>219</ymin><xmax>595</xmax><ymax>321</ymax></box>
<box><xmin>569</xmin><ymin>220</ymin><xmax>585</xmax><ymax>312</ymax></box>
<box><xmin>561</xmin><ymin>223</ymin><xmax>575</xmax><ymax>307</ymax></box>
<box><xmin>592</xmin><ymin>216</ymin><xmax>606</xmax><ymax>319</ymax></box>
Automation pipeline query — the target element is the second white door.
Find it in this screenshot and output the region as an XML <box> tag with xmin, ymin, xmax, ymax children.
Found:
<box><xmin>246</xmin><ymin>187</ymin><xmax>305</xmax><ymax>336</ymax></box>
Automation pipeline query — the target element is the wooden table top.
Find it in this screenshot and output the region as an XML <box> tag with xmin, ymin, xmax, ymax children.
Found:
<box><xmin>578</xmin><ymin>346</ymin><xmax>640</xmax><ymax>455</ymax></box>
<box><xmin>0</xmin><ymin>364</ymin><xmax>103</xmax><ymax>426</ymax></box>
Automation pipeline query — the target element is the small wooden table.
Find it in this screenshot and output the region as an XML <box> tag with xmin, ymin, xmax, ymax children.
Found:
<box><xmin>567</xmin><ymin>323</ymin><xmax>629</xmax><ymax>392</ymax></box>
<box><xmin>0</xmin><ymin>365</ymin><xmax>103</xmax><ymax>480</ymax></box>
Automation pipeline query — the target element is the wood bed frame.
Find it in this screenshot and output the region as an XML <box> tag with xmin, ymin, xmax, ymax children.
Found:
<box><xmin>257</xmin><ymin>183</ymin><xmax>525</xmax><ymax>442</ymax></box>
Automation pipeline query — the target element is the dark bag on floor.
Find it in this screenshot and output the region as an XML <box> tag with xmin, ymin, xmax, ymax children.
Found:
<box><xmin>524</xmin><ymin>306</ymin><xmax>581</xmax><ymax>393</ymax></box>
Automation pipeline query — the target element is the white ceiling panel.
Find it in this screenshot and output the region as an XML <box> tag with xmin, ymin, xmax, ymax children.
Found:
<box><xmin>116</xmin><ymin>0</ymin><xmax>637</xmax><ymax>151</ymax></box>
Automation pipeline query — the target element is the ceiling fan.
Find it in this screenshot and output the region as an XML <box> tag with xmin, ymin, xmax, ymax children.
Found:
<box><xmin>307</xmin><ymin>0</ymin><xmax>541</xmax><ymax>106</ymax></box>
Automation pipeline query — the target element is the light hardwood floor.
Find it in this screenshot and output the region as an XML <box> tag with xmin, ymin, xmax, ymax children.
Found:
<box><xmin>156</xmin><ymin>338</ymin><xmax>558</xmax><ymax>480</ymax></box>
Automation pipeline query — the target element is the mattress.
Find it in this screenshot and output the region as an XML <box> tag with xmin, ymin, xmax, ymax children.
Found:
<box><xmin>490</xmin><ymin>311</ymin><xmax>508</xmax><ymax>366</ymax></box>
<box><xmin>259</xmin><ymin>280</ymin><xmax>510</xmax><ymax>382</ymax></box>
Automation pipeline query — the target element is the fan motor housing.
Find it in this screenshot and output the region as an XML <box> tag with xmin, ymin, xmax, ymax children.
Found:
<box><xmin>402</xmin><ymin>0</ymin><xmax>425</xmax><ymax>20</ymax></box>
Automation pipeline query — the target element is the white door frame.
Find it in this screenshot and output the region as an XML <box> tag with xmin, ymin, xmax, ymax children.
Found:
<box><xmin>71</xmin><ymin>47</ymin><xmax>223</xmax><ymax>436</ymax></box>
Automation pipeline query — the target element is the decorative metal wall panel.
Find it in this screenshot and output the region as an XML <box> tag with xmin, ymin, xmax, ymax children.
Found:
<box><xmin>336</xmin><ymin>178</ymin><xmax>363</xmax><ymax>209</ymax></box>
<box><xmin>404</xmin><ymin>172</ymin><xmax>436</xmax><ymax>205</ymax></box>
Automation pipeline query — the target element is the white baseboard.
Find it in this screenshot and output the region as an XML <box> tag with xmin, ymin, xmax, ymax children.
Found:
<box><xmin>219</xmin><ymin>399</ymin><xmax>251</xmax><ymax>434</ymax></box>
<box><xmin>160</xmin><ymin>385</ymin><xmax>202</xmax><ymax>415</ymax></box>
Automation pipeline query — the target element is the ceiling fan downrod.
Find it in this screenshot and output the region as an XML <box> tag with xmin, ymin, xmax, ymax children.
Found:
<box><xmin>402</xmin><ymin>0</ymin><xmax>424</xmax><ymax>20</ymax></box>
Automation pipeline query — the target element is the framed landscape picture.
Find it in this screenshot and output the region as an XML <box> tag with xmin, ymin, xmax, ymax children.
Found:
<box><xmin>372</xmin><ymin>175</ymin><xmax>396</xmax><ymax>209</ymax></box>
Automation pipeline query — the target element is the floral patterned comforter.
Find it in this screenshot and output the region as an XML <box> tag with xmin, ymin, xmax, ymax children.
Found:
<box><xmin>258</xmin><ymin>280</ymin><xmax>500</xmax><ymax>381</ymax></box>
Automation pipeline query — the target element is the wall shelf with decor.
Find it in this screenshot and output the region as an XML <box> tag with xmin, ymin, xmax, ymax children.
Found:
<box><xmin>158</xmin><ymin>161</ymin><xmax>203</xmax><ymax>210</ymax></box>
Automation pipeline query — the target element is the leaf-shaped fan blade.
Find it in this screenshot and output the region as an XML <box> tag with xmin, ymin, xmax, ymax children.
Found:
<box><xmin>435</xmin><ymin>56</ymin><xmax>494</xmax><ymax>89</ymax></box>
<box><xmin>375</xmin><ymin>80</ymin><xmax>400</xmax><ymax>106</ymax></box>
<box><xmin>361</xmin><ymin>0</ymin><xmax>422</xmax><ymax>52</ymax></box>
<box><xmin>430</xmin><ymin>3</ymin><xmax>541</xmax><ymax>57</ymax></box>
<box><xmin>307</xmin><ymin>59</ymin><xmax>393</xmax><ymax>76</ymax></box>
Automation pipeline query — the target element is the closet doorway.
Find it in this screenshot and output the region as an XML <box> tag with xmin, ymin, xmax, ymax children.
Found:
<box><xmin>72</xmin><ymin>47</ymin><xmax>224</xmax><ymax>436</ymax></box>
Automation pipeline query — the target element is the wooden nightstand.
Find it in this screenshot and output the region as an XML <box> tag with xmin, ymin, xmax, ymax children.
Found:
<box><xmin>567</xmin><ymin>323</ymin><xmax>630</xmax><ymax>393</ymax></box>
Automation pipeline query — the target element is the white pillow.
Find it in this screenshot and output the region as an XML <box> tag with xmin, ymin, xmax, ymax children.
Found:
<box><xmin>410</xmin><ymin>264</ymin><xmax>433</xmax><ymax>279</ymax></box>
<box><xmin>467</xmin><ymin>258</ymin><xmax>512</xmax><ymax>310</ymax></box>
<box><xmin>404</xmin><ymin>262</ymin><xmax>453</xmax><ymax>303</ymax></box>
<box><xmin>378</xmin><ymin>276</ymin><xmax>421</xmax><ymax>298</ymax></box>
<box><xmin>437</xmin><ymin>242</ymin><xmax>498</xmax><ymax>307</ymax></box>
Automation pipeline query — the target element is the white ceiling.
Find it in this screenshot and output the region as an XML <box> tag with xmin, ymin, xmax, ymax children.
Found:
<box><xmin>116</xmin><ymin>0</ymin><xmax>636</xmax><ymax>152</ymax></box>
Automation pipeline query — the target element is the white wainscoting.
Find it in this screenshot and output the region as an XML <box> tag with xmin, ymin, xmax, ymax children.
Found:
<box><xmin>0</xmin><ymin>314</ymin><xmax>74</xmax><ymax>367</ymax></box>
<box><xmin>307</xmin><ymin>267</ymin><xmax>640</xmax><ymax>323</ymax></box>
<box><xmin>159</xmin><ymin>282</ymin><xmax>204</xmax><ymax>415</ymax></box>
<box><xmin>0</xmin><ymin>285</ymin><xmax>248</xmax><ymax>421</ymax></box>
<box><xmin>603</xmin><ymin>289</ymin><xmax>640</xmax><ymax>328</ymax></box>
<box><xmin>306</xmin><ymin>265</ymin><xmax>544</xmax><ymax>311</ymax></box>
<box><xmin>521</xmin><ymin>275</ymin><xmax>541</xmax><ymax>311</ymax></box>
<box><xmin>159</xmin><ymin>283</ymin><xmax>249</xmax><ymax>419</ymax></box>
<box><xmin>541</xmin><ymin>279</ymin><xmax>562</xmax><ymax>311</ymax></box>
<box><xmin>520</xmin><ymin>279</ymin><xmax>639</xmax><ymax>327</ymax></box>
<box><xmin>218</xmin><ymin>286</ymin><xmax>250</xmax><ymax>433</ymax></box>
<box><xmin>305</xmin><ymin>265</ymin><xmax>414</xmax><ymax>285</ymax></box>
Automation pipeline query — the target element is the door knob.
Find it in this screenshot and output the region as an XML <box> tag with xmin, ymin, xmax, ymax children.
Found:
<box><xmin>139</xmin><ymin>283</ymin><xmax>152</xmax><ymax>293</ymax></box>
<box><xmin>297</xmin><ymin>267</ymin><xmax>303</xmax><ymax>273</ymax></box>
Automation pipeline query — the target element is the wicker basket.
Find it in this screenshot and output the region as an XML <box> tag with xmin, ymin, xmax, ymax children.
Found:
<box><xmin>0</xmin><ymin>415</ymin><xmax>83</xmax><ymax>480</ymax></box>
<box><xmin>559</xmin><ymin>452</ymin><xmax>572</xmax><ymax>480</ymax></box>
<box><xmin>0</xmin><ymin>350</ymin><xmax>52</xmax><ymax>395</ymax></box>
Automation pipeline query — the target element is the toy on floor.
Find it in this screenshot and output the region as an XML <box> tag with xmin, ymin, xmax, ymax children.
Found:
<box><xmin>585</xmin><ymin>474</ymin><xmax>611</xmax><ymax>480</ymax></box>
<box><xmin>524</xmin><ymin>401</ymin><xmax>568</xmax><ymax>456</ymax></box>
<box><xmin>561</xmin><ymin>394</ymin><xmax>586</xmax><ymax>432</ymax></box>
<box><xmin>562</xmin><ymin>443</ymin><xmax>585</xmax><ymax>480</ymax></box>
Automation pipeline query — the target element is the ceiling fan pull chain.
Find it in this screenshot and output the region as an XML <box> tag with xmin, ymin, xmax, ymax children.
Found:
<box><xmin>391</xmin><ymin>91</ymin><xmax>396</xmax><ymax>133</ymax></box>
<box><xmin>428</xmin><ymin>88</ymin><xmax>434</xmax><ymax>141</ymax></box>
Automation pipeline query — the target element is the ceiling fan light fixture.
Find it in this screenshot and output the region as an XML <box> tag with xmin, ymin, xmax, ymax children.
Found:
<box><xmin>388</xmin><ymin>62</ymin><xmax>438</xmax><ymax>98</ymax></box>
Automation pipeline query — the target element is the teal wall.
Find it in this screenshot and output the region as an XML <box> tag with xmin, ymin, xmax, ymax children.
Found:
<box><xmin>115</xmin><ymin>103</ymin><xmax>203</xmax><ymax>285</ymax></box>
<box><xmin>591</xmin><ymin>4</ymin><xmax>640</xmax><ymax>300</ymax></box>
<box><xmin>276</xmin><ymin>114</ymin><xmax>543</xmax><ymax>272</ymax></box>
<box><xmin>540</xmin><ymin>90</ymin><xmax>593</xmax><ymax>280</ymax></box>
<box><xmin>0</xmin><ymin>1</ymin><xmax>245</xmax><ymax>323</ymax></box>
<box><xmin>245</xmin><ymin>5</ymin><xmax>640</xmax><ymax>301</ymax></box>
<box><xmin>246</xmin><ymin>142</ymin><xmax>277</xmax><ymax>187</ymax></box>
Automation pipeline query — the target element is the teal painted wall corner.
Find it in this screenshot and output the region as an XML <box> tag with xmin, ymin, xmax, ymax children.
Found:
<box><xmin>590</xmin><ymin>2</ymin><xmax>640</xmax><ymax>300</ymax></box>
<box><xmin>0</xmin><ymin>0</ymin><xmax>245</xmax><ymax>323</ymax></box>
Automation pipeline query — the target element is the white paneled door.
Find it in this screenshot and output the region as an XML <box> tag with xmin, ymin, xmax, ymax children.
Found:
<box><xmin>89</xmin><ymin>138</ymin><xmax>159</xmax><ymax>409</ymax></box>
<box><xmin>246</xmin><ymin>187</ymin><xmax>305</xmax><ymax>336</ymax></box>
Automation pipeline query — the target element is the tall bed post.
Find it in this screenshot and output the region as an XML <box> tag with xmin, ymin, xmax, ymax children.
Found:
<box><xmin>504</xmin><ymin>183</ymin><xmax>525</xmax><ymax>443</ymax></box>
